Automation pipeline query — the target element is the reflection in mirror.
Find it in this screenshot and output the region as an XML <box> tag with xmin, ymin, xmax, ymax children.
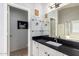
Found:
<box><xmin>71</xmin><ymin>20</ymin><xmax>79</xmax><ymax>33</ymax></box>
<box><xmin>48</xmin><ymin>4</ymin><xmax>79</xmax><ymax>42</ymax></box>
<box><xmin>50</xmin><ymin>18</ymin><xmax>56</xmax><ymax>37</ymax></box>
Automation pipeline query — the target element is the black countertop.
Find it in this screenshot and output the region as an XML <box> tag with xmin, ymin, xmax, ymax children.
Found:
<box><xmin>32</xmin><ymin>36</ymin><xmax>79</xmax><ymax>56</ymax></box>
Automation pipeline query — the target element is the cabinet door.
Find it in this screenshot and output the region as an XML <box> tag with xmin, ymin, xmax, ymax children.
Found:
<box><xmin>39</xmin><ymin>43</ymin><xmax>48</xmax><ymax>56</ymax></box>
<box><xmin>39</xmin><ymin>44</ymin><xmax>68</xmax><ymax>56</ymax></box>
<box><xmin>39</xmin><ymin>49</ymin><xmax>47</xmax><ymax>56</ymax></box>
<box><xmin>39</xmin><ymin>44</ymin><xmax>52</xmax><ymax>56</ymax></box>
<box><xmin>32</xmin><ymin>40</ymin><xmax>39</xmax><ymax>56</ymax></box>
<box><xmin>45</xmin><ymin>46</ymin><xmax>67</xmax><ymax>56</ymax></box>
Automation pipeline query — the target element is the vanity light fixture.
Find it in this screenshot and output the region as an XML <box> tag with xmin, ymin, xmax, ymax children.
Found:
<box><xmin>49</xmin><ymin>3</ymin><xmax>62</xmax><ymax>9</ymax></box>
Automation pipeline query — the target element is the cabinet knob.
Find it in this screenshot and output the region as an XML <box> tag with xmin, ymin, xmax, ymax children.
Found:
<box><xmin>45</xmin><ymin>52</ymin><xmax>47</xmax><ymax>54</ymax></box>
<box><xmin>48</xmin><ymin>54</ymin><xmax>50</xmax><ymax>56</ymax></box>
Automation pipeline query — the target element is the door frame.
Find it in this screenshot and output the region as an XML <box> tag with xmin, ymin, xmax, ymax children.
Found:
<box><xmin>7</xmin><ymin>3</ymin><xmax>31</xmax><ymax>56</ymax></box>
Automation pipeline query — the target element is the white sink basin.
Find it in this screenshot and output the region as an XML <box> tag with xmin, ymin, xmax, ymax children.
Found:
<box><xmin>46</xmin><ymin>41</ymin><xmax>62</xmax><ymax>47</ymax></box>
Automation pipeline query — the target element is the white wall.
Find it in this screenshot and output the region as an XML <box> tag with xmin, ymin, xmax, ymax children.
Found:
<box><xmin>10</xmin><ymin>7</ymin><xmax>28</xmax><ymax>52</ymax></box>
<box><xmin>0</xmin><ymin>3</ymin><xmax>7</xmax><ymax>55</ymax></box>
<box><xmin>14</xmin><ymin>3</ymin><xmax>48</xmax><ymax>18</ymax></box>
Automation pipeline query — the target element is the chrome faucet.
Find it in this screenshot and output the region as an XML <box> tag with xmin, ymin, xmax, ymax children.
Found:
<box><xmin>55</xmin><ymin>36</ymin><xmax>61</xmax><ymax>42</ymax></box>
<box><xmin>55</xmin><ymin>38</ymin><xmax>57</xmax><ymax>43</ymax></box>
<box><xmin>54</xmin><ymin>36</ymin><xmax>57</xmax><ymax>42</ymax></box>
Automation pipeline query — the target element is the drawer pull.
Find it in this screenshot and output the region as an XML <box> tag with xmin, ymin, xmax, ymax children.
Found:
<box><xmin>45</xmin><ymin>52</ymin><xmax>47</xmax><ymax>54</ymax></box>
<box><xmin>48</xmin><ymin>54</ymin><xmax>50</xmax><ymax>56</ymax></box>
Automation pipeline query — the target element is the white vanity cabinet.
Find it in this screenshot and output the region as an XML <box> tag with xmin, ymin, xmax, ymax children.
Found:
<box><xmin>32</xmin><ymin>40</ymin><xmax>39</xmax><ymax>56</ymax></box>
<box><xmin>32</xmin><ymin>40</ymin><xmax>68</xmax><ymax>56</ymax></box>
<box><xmin>39</xmin><ymin>43</ymin><xmax>67</xmax><ymax>56</ymax></box>
<box><xmin>45</xmin><ymin>45</ymin><xmax>67</xmax><ymax>56</ymax></box>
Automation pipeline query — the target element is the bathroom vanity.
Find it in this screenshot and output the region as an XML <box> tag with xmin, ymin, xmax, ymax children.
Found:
<box><xmin>32</xmin><ymin>36</ymin><xmax>79</xmax><ymax>56</ymax></box>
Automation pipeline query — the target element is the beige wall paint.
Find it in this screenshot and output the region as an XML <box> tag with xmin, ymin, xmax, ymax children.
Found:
<box><xmin>57</xmin><ymin>24</ymin><xmax>65</xmax><ymax>38</ymax></box>
<box><xmin>58</xmin><ymin>6</ymin><xmax>79</xmax><ymax>24</ymax></box>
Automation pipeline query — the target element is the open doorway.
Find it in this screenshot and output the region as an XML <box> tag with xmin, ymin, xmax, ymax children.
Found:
<box><xmin>8</xmin><ymin>6</ymin><xmax>28</xmax><ymax>56</ymax></box>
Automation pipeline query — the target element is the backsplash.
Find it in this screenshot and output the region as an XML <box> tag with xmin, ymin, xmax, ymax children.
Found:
<box><xmin>30</xmin><ymin>16</ymin><xmax>49</xmax><ymax>36</ymax></box>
